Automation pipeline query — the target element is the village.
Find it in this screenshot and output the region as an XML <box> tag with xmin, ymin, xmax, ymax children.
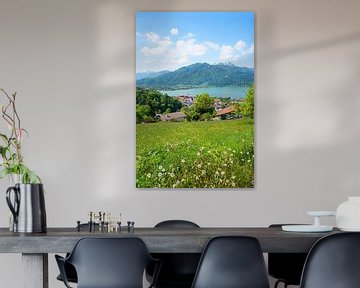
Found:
<box><xmin>157</xmin><ymin>95</ymin><xmax>245</xmax><ymax>122</ymax></box>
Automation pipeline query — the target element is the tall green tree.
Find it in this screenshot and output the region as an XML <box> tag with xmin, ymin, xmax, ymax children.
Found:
<box><xmin>194</xmin><ymin>93</ymin><xmax>215</xmax><ymax>115</ymax></box>
<box><xmin>240</xmin><ymin>84</ymin><xmax>254</xmax><ymax>118</ymax></box>
<box><xmin>182</xmin><ymin>93</ymin><xmax>215</xmax><ymax>121</ymax></box>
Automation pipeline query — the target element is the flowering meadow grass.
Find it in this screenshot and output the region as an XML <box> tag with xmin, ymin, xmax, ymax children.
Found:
<box><xmin>136</xmin><ymin>119</ymin><xmax>254</xmax><ymax>188</ymax></box>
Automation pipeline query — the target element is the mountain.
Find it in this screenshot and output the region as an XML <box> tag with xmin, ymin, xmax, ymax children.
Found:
<box><xmin>136</xmin><ymin>70</ymin><xmax>170</xmax><ymax>80</ymax></box>
<box><xmin>136</xmin><ymin>63</ymin><xmax>254</xmax><ymax>90</ymax></box>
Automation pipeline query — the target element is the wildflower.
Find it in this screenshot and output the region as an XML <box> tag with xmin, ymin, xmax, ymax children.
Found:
<box><xmin>197</xmin><ymin>164</ymin><xmax>202</xmax><ymax>168</ymax></box>
<box><xmin>232</xmin><ymin>182</ymin><xmax>236</xmax><ymax>187</ymax></box>
<box><xmin>169</xmin><ymin>173</ymin><xmax>175</xmax><ymax>178</ymax></box>
<box><xmin>221</xmin><ymin>171</ymin><xmax>225</xmax><ymax>175</ymax></box>
<box><xmin>158</xmin><ymin>165</ymin><xmax>163</xmax><ymax>170</ymax></box>
<box><xmin>146</xmin><ymin>173</ymin><xmax>151</xmax><ymax>178</ymax></box>
<box><xmin>201</xmin><ymin>170</ymin><xmax>206</xmax><ymax>175</ymax></box>
<box><xmin>158</xmin><ymin>172</ymin><xmax>162</xmax><ymax>177</ymax></box>
<box><xmin>162</xmin><ymin>168</ymin><xmax>165</xmax><ymax>172</ymax></box>
<box><xmin>197</xmin><ymin>152</ymin><xmax>201</xmax><ymax>156</ymax></box>
<box><xmin>181</xmin><ymin>159</ymin><xmax>185</xmax><ymax>163</ymax></box>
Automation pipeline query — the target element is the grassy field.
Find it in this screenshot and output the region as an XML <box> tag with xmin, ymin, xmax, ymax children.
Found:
<box><xmin>136</xmin><ymin>119</ymin><xmax>254</xmax><ymax>188</ymax></box>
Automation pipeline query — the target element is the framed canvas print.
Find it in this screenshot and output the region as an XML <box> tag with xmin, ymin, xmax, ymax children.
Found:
<box><xmin>136</xmin><ymin>12</ymin><xmax>254</xmax><ymax>188</ymax></box>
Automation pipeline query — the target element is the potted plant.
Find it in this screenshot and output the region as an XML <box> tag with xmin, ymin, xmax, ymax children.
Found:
<box><xmin>0</xmin><ymin>88</ymin><xmax>46</xmax><ymax>233</ymax></box>
<box><xmin>0</xmin><ymin>88</ymin><xmax>40</xmax><ymax>183</ymax></box>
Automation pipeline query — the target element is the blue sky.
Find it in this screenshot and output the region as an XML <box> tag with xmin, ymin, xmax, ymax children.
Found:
<box><xmin>136</xmin><ymin>12</ymin><xmax>254</xmax><ymax>72</ymax></box>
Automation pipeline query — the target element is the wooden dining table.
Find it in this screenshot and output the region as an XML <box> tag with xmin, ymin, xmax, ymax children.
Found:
<box><xmin>0</xmin><ymin>226</ymin><xmax>339</xmax><ymax>288</ymax></box>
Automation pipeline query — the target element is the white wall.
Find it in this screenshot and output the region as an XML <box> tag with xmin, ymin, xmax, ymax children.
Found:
<box><xmin>0</xmin><ymin>0</ymin><xmax>360</xmax><ymax>287</ymax></box>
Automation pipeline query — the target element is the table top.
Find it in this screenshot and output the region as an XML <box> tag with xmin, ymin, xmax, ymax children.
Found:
<box><xmin>0</xmin><ymin>227</ymin><xmax>340</xmax><ymax>254</ymax></box>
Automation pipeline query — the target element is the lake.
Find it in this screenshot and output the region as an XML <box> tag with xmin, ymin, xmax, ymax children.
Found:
<box><xmin>160</xmin><ymin>86</ymin><xmax>250</xmax><ymax>99</ymax></box>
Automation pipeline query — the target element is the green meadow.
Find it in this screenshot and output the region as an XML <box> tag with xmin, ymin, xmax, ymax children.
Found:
<box><xmin>136</xmin><ymin>119</ymin><xmax>254</xmax><ymax>188</ymax></box>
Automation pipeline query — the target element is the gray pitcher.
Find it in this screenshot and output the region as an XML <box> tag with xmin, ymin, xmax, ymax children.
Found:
<box><xmin>6</xmin><ymin>183</ymin><xmax>47</xmax><ymax>233</ymax></box>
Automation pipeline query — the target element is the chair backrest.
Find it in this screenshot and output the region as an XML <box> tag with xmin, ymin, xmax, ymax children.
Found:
<box><xmin>155</xmin><ymin>220</ymin><xmax>200</xmax><ymax>228</ymax></box>
<box><xmin>150</xmin><ymin>220</ymin><xmax>201</xmax><ymax>287</ymax></box>
<box><xmin>191</xmin><ymin>236</ymin><xmax>270</xmax><ymax>288</ymax></box>
<box><xmin>268</xmin><ymin>224</ymin><xmax>308</xmax><ymax>285</ymax></box>
<box><xmin>300</xmin><ymin>232</ymin><xmax>360</xmax><ymax>288</ymax></box>
<box><xmin>66</xmin><ymin>237</ymin><xmax>154</xmax><ymax>288</ymax></box>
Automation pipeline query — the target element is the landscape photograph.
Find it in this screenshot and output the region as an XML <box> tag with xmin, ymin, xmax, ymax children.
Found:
<box><xmin>136</xmin><ymin>12</ymin><xmax>255</xmax><ymax>188</ymax></box>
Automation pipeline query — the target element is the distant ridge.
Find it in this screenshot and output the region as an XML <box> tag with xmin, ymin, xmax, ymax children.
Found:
<box><xmin>136</xmin><ymin>70</ymin><xmax>170</xmax><ymax>80</ymax></box>
<box><xmin>136</xmin><ymin>62</ymin><xmax>254</xmax><ymax>90</ymax></box>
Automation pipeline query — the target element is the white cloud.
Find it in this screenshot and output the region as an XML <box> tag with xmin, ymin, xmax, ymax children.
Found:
<box><xmin>176</xmin><ymin>39</ymin><xmax>207</xmax><ymax>56</ymax></box>
<box><xmin>170</xmin><ymin>28</ymin><xmax>179</xmax><ymax>36</ymax></box>
<box><xmin>245</xmin><ymin>44</ymin><xmax>254</xmax><ymax>54</ymax></box>
<box><xmin>138</xmin><ymin>34</ymin><xmax>208</xmax><ymax>71</ymax></box>
<box><xmin>137</xmin><ymin>32</ymin><xmax>254</xmax><ymax>71</ymax></box>
<box><xmin>219</xmin><ymin>45</ymin><xmax>235</xmax><ymax>61</ymax></box>
<box><xmin>146</xmin><ymin>32</ymin><xmax>160</xmax><ymax>43</ymax></box>
<box><xmin>140</xmin><ymin>38</ymin><xmax>173</xmax><ymax>56</ymax></box>
<box><xmin>234</xmin><ymin>40</ymin><xmax>246</xmax><ymax>50</ymax></box>
<box><xmin>205</xmin><ymin>41</ymin><xmax>220</xmax><ymax>50</ymax></box>
<box><xmin>218</xmin><ymin>40</ymin><xmax>254</xmax><ymax>67</ymax></box>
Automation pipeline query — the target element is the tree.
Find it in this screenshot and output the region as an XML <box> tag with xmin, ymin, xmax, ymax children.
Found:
<box><xmin>194</xmin><ymin>93</ymin><xmax>215</xmax><ymax>115</ymax></box>
<box><xmin>240</xmin><ymin>84</ymin><xmax>254</xmax><ymax>118</ymax></box>
<box><xmin>136</xmin><ymin>87</ymin><xmax>183</xmax><ymax>123</ymax></box>
<box><xmin>136</xmin><ymin>104</ymin><xmax>152</xmax><ymax>123</ymax></box>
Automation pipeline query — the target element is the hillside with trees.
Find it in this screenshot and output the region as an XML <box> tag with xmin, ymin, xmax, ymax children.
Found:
<box><xmin>136</xmin><ymin>87</ymin><xmax>182</xmax><ymax>123</ymax></box>
<box><xmin>136</xmin><ymin>62</ymin><xmax>254</xmax><ymax>90</ymax></box>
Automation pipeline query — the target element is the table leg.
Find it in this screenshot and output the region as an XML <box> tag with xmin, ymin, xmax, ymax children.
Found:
<box><xmin>22</xmin><ymin>253</ymin><xmax>48</xmax><ymax>288</ymax></box>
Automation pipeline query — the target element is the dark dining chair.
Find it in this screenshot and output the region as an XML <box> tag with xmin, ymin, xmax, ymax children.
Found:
<box><xmin>300</xmin><ymin>232</ymin><xmax>360</xmax><ymax>288</ymax></box>
<box><xmin>146</xmin><ymin>220</ymin><xmax>201</xmax><ymax>288</ymax></box>
<box><xmin>191</xmin><ymin>236</ymin><xmax>270</xmax><ymax>288</ymax></box>
<box><xmin>55</xmin><ymin>237</ymin><xmax>160</xmax><ymax>288</ymax></box>
<box><xmin>268</xmin><ymin>224</ymin><xmax>308</xmax><ymax>288</ymax></box>
<box><xmin>56</xmin><ymin>223</ymin><xmax>99</xmax><ymax>284</ymax></box>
